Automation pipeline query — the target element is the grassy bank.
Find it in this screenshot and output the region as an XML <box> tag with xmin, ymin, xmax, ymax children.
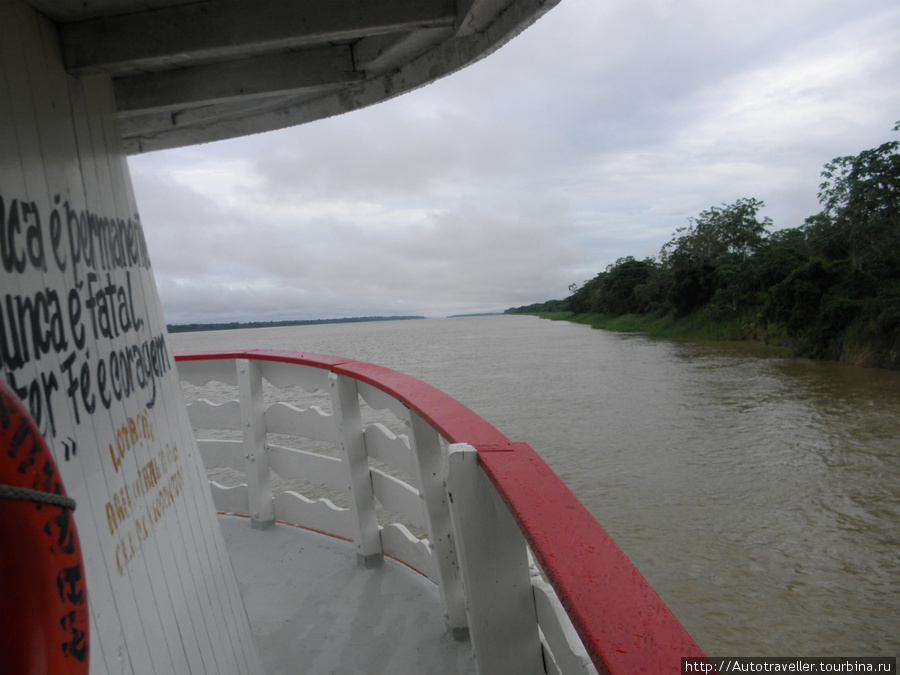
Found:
<box><xmin>536</xmin><ymin>310</ymin><xmax>750</xmax><ymax>340</ymax></box>
<box><xmin>533</xmin><ymin>311</ymin><xmax>898</xmax><ymax>368</ymax></box>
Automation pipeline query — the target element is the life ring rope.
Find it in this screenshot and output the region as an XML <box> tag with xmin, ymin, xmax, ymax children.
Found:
<box><xmin>0</xmin><ymin>483</ymin><xmax>78</xmax><ymax>510</ymax></box>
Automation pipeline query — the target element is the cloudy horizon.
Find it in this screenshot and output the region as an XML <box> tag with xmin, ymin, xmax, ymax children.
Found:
<box><xmin>128</xmin><ymin>0</ymin><xmax>900</xmax><ymax>325</ymax></box>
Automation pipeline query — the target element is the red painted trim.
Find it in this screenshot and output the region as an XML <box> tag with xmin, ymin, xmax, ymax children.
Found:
<box><xmin>175</xmin><ymin>351</ymin><xmax>511</xmax><ymax>446</ymax></box>
<box><xmin>331</xmin><ymin>360</ymin><xmax>512</xmax><ymax>448</ymax></box>
<box><xmin>180</xmin><ymin>351</ymin><xmax>708</xmax><ymax>673</ymax></box>
<box><xmin>217</xmin><ymin>512</ymin><xmax>356</xmax><ymax>543</ymax></box>
<box><xmin>217</xmin><ymin>513</ymin><xmax>431</xmax><ymax>579</ymax></box>
<box><xmin>175</xmin><ymin>349</ymin><xmax>350</xmax><ymax>370</ymax></box>
<box><xmin>478</xmin><ymin>444</ymin><xmax>707</xmax><ymax>673</ymax></box>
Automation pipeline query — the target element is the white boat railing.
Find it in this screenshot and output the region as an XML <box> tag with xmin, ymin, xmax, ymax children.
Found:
<box><xmin>175</xmin><ymin>350</ymin><xmax>707</xmax><ymax>675</ymax></box>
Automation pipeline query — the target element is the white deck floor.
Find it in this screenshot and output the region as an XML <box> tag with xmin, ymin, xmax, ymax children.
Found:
<box><xmin>218</xmin><ymin>515</ymin><xmax>477</xmax><ymax>675</ymax></box>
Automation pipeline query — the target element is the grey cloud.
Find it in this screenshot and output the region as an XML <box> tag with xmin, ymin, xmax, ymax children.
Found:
<box><xmin>129</xmin><ymin>0</ymin><xmax>900</xmax><ymax>325</ymax></box>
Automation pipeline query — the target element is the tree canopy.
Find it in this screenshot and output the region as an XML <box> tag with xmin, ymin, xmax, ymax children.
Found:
<box><xmin>507</xmin><ymin>128</ymin><xmax>900</xmax><ymax>368</ymax></box>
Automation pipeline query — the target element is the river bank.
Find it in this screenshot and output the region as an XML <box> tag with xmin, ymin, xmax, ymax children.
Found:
<box><xmin>533</xmin><ymin>311</ymin><xmax>899</xmax><ymax>369</ymax></box>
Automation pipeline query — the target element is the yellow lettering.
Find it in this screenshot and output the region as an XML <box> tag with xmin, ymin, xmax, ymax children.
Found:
<box><xmin>108</xmin><ymin>443</ymin><xmax>121</xmax><ymax>473</ymax></box>
<box><xmin>135</xmin><ymin>517</ymin><xmax>149</xmax><ymax>543</ymax></box>
<box><xmin>128</xmin><ymin>417</ymin><xmax>138</xmax><ymax>446</ymax></box>
<box><xmin>107</xmin><ymin>414</ymin><xmax>157</xmax><ymax>471</ymax></box>
<box><xmin>114</xmin><ymin>533</ymin><xmax>136</xmax><ymax>574</ymax></box>
<box><xmin>142</xmin><ymin>413</ymin><xmax>153</xmax><ymax>441</ymax></box>
<box><xmin>105</xmin><ymin>502</ymin><xmax>117</xmax><ymax>535</ymax></box>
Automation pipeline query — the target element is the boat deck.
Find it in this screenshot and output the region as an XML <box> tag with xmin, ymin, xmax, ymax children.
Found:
<box><xmin>218</xmin><ymin>515</ymin><xmax>476</xmax><ymax>675</ymax></box>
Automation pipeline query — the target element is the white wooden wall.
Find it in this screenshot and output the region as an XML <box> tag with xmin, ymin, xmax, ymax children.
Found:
<box><xmin>0</xmin><ymin>1</ymin><xmax>264</xmax><ymax>672</ymax></box>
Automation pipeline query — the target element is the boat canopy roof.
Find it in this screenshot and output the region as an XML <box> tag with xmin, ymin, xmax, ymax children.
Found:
<box><xmin>28</xmin><ymin>0</ymin><xmax>559</xmax><ymax>154</ymax></box>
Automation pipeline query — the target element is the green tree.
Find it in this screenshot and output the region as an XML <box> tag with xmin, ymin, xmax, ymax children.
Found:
<box><xmin>811</xmin><ymin>135</ymin><xmax>900</xmax><ymax>271</ymax></box>
<box><xmin>660</xmin><ymin>197</ymin><xmax>771</xmax><ymax>266</ymax></box>
<box><xmin>590</xmin><ymin>257</ymin><xmax>659</xmax><ymax>315</ymax></box>
<box><xmin>708</xmin><ymin>252</ymin><xmax>760</xmax><ymax>317</ymax></box>
<box><xmin>752</xmin><ymin>228</ymin><xmax>810</xmax><ymax>291</ymax></box>
<box><xmin>566</xmin><ymin>274</ymin><xmax>605</xmax><ymax>313</ymax></box>
<box><xmin>660</xmin><ymin>198</ymin><xmax>772</xmax><ymax>315</ymax></box>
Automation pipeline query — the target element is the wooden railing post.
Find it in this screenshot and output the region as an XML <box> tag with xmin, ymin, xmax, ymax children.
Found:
<box><xmin>444</xmin><ymin>444</ymin><xmax>544</xmax><ymax>675</ymax></box>
<box><xmin>403</xmin><ymin>410</ymin><xmax>468</xmax><ymax>640</ymax></box>
<box><xmin>236</xmin><ymin>358</ymin><xmax>274</xmax><ymax>529</ymax></box>
<box><xmin>330</xmin><ymin>372</ymin><xmax>383</xmax><ymax>567</ymax></box>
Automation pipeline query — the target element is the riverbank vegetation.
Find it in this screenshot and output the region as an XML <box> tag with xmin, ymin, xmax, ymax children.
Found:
<box><xmin>508</xmin><ymin>128</ymin><xmax>900</xmax><ymax>369</ymax></box>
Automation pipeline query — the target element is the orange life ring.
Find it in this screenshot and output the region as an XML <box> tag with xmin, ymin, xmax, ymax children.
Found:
<box><xmin>0</xmin><ymin>379</ymin><xmax>89</xmax><ymax>674</ymax></box>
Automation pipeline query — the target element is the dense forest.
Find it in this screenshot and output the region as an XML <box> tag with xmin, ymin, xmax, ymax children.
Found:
<box><xmin>508</xmin><ymin>128</ymin><xmax>900</xmax><ymax>369</ymax></box>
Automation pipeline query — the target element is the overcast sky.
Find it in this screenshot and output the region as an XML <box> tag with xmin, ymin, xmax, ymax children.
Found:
<box><xmin>128</xmin><ymin>0</ymin><xmax>900</xmax><ymax>325</ymax></box>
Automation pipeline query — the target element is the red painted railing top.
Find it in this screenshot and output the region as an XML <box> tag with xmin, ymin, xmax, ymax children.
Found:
<box><xmin>176</xmin><ymin>350</ymin><xmax>513</xmax><ymax>447</ymax></box>
<box><xmin>175</xmin><ymin>350</ymin><xmax>707</xmax><ymax>673</ymax></box>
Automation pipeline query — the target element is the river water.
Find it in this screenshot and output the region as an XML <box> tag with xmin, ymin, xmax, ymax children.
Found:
<box><xmin>169</xmin><ymin>315</ymin><xmax>900</xmax><ymax>658</ymax></box>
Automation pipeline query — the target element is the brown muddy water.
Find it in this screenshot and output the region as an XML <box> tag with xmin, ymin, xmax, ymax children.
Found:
<box><xmin>171</xmin><ymin>314</ymin><xmax>900</xmax><ymax>658</ymax></box>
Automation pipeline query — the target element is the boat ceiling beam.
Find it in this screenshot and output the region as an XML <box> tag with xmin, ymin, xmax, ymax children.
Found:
<box><xmin>456</xmin><ymin>0</ymin><xmax>514</xmax><ymax>36</ymax></box>
<box><xmin>114</xmin><ymin>46</ymin><xmax>361</xmax><ymax>115</ymax></box>
<box><xmin>352</xmin><ymin>27</ymin><xmax>454</xmax><ymax>75</ymax></box>
<box><xmin>117</xmin><ymin>91</ymin><xmax>330</xmax><ymax>139</ymax></box>
<box><xmin>60</xmin><ymin>0</ymin><xmax>458</xmax><ymax>75</ymax></box>
<box><xmin>22</xmin><ymin>0</ymin><xmax>561</xmax><ymax>152</ymax></box>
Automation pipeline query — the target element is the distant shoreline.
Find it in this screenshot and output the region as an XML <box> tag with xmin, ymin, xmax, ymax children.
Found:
<box><xmin>446</xmin><ymin>312</ymin><xmax>503</xmax><ymax>318</ymax></box>
<box><xmin>166</xmin><ymin>316</ymin><xmax>426</xmax><ymax>333</ymax></box>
